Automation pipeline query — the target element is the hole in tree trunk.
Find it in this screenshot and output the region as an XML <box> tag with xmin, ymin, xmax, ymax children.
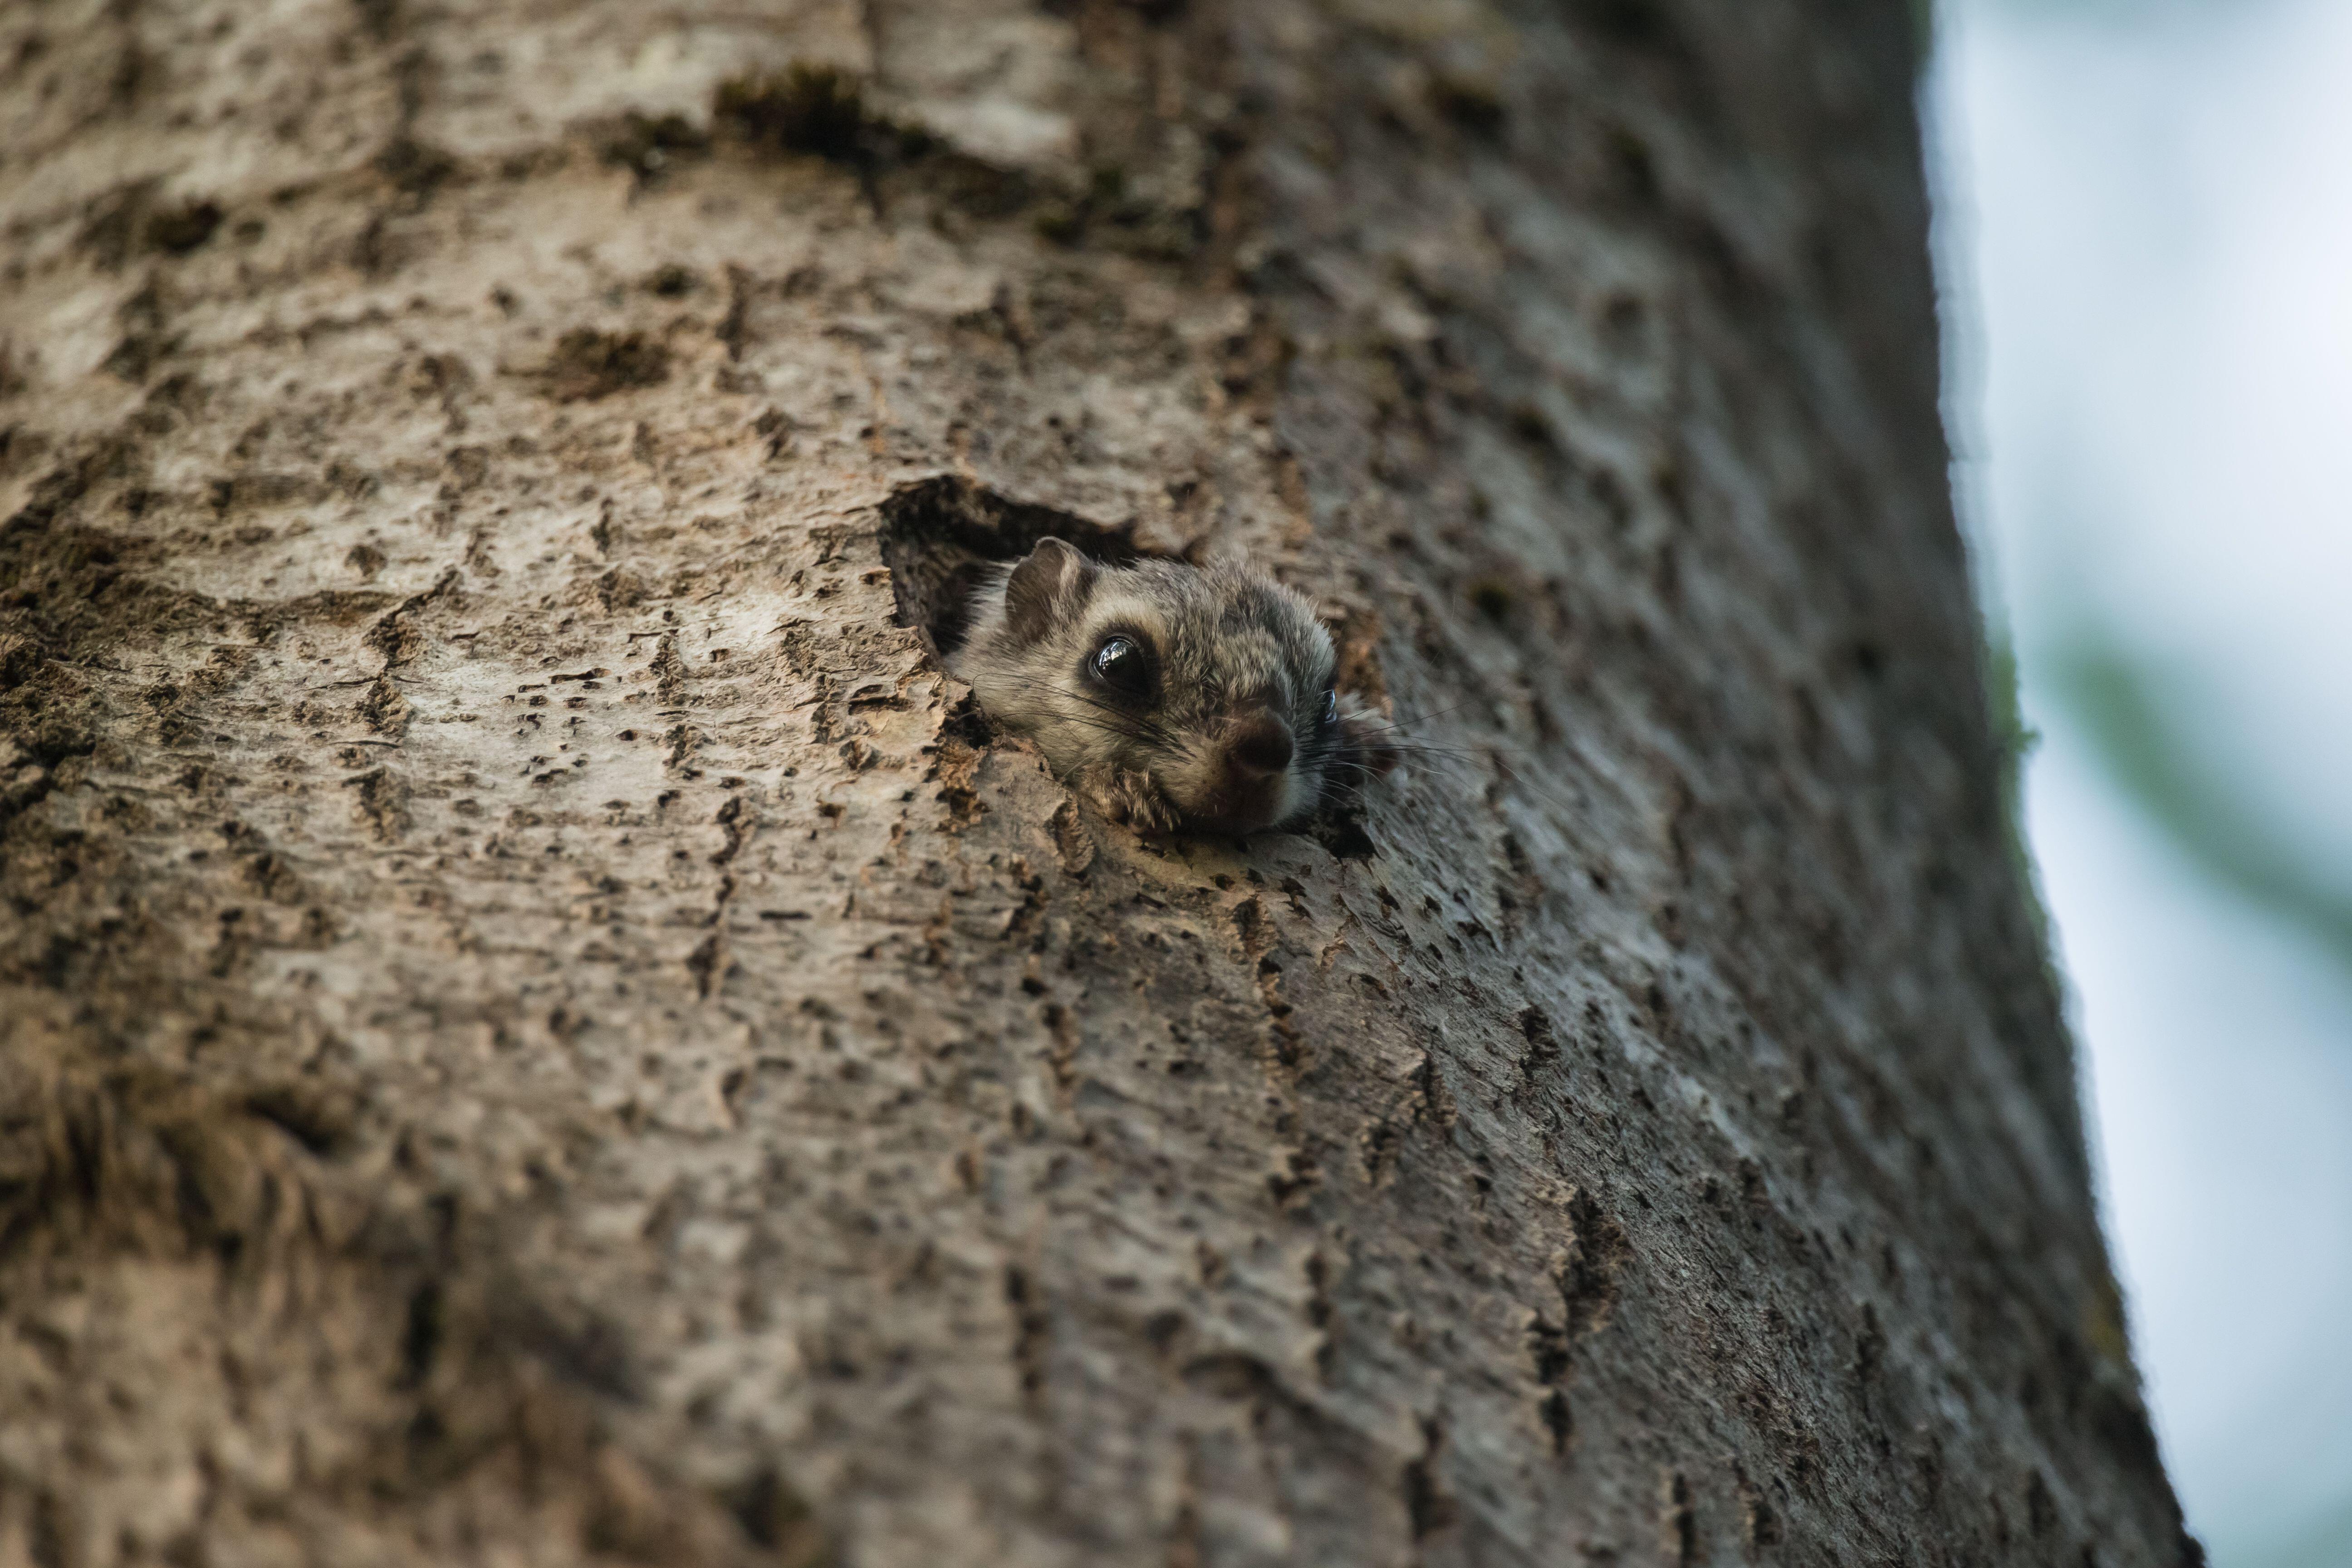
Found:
<box><xmin>877</xmin><ymin>475</ymin><xmax>1142</xmax><ymax>664</ymax></box>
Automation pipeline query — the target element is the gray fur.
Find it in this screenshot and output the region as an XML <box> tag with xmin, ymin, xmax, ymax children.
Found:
<box><xmin>948</xmin><ymin>545</ymin><xmax>1365</xmax><ymax>834</ymax></box>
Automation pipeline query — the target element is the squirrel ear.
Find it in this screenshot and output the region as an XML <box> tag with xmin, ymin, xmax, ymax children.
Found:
<box><xmin>1004</xmin><ymin>538</ymin><xmax>1097</xmax><ymax>646</ymax></box>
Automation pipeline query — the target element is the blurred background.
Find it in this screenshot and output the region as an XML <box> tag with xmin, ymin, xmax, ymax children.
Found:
<box><xmin>1926</xmin><ymin>0</ymin><xmax>2352</xmax><ymax>1563</ymax></box>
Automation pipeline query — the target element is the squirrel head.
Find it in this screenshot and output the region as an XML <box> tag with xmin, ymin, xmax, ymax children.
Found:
<box><xmin>948</xmin><ymin>539</ymin><xmax>1388</xmax><ymax>835</ymax></box>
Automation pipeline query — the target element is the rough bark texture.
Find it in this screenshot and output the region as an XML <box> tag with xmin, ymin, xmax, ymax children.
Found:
<box><xmin>0</xmin><ymin>2</ymin><xmax>2195</xmax><ymax>1565</ymax></box>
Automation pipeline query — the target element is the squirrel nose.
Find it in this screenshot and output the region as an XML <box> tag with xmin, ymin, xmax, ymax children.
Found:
<box><xmin>1226</xmin><ymin>710</ymin><xmax>1294</xmax><ymax>779</ymax></box>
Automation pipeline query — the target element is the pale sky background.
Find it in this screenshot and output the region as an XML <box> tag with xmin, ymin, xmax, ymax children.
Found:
<box><xmin>1927</xmin><ymin>0</ymin><xmax>2352</xmax><ymax>1563</ymax></box>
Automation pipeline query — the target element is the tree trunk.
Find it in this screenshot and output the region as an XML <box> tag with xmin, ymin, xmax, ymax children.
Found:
<box><xmin>0</xmin><ymin>2</ymin><xmax>2195</xmax><ymax>1564</ymax></box>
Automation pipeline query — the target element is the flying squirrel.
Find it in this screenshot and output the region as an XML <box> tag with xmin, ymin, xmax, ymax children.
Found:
<box><xmin>946</xmin><ymin>539</ymin><xmax>1394</xmax><ymax>836</ymax></box>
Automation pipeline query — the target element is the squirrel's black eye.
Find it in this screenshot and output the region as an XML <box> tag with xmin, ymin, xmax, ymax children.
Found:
<box><xmin>1091</xmin><ymin>635</ymin><xmax>1152</xmax><ymax>696</ymax></box>
<box><xmin>1319</xmin><ymin>689</ymin><xmax>1339</xmax><ymax>727</ymax></box>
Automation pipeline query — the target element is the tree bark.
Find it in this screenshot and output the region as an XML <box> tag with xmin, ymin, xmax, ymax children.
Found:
<box><xmin>0</xmin><ymin>2</ymin><xmax>2195</xmax><ymax>1565</ymax></box>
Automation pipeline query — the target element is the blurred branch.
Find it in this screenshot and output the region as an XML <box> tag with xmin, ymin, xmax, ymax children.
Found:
<box><xmin>2046</xmin><ymin>636</ymin><xmax>2352</xmax><ymax>969</ymax></box>
<box><xmin>1984</xmin><ymin>635</ymin><xmax>2052</xmax><ymax>941</ymax></box>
